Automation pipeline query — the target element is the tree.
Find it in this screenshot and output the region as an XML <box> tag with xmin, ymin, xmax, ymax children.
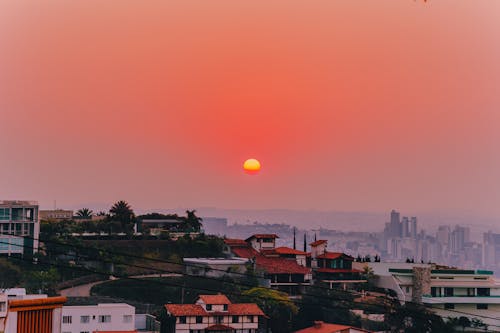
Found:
<box><xmin>183</xmin><ymin>210</ymin><xmax>203</xmax><ymax>232</ymax></box>
<box><xmin>458</xmin><ymin>316</ymin><xmax>471</xmax><ymax>332</ymax></box>
<box><xmin>109</xmin><ymin>200</ymin><xmax>135</xmax><ymax>232</ymax></box>
<box><xmin>76</xmin><ymin>208</ymin><xmax>93</xmax><ymax>218</ymax></box>
<box><xmin>362</xmin><ymin>265</ymin><xmax>376</xmax><ymax>290</ymax></box>
<box><xmin>242</xmin><ymin>287</ymin><xmax>298</xmax><ymax>333</ymax></box>
<box><xmin>0</xmin><ymin>258</ymin><xmax>22</xmax><ymax>289</ymax></box>
<box><xmin>25</xmin><ymin>268</ymin><xmax>60</xmax><ymax>295</ymax></box>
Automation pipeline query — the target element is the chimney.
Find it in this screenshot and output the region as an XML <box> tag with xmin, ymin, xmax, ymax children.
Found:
<box><xmin>313</xmin><ymin>321</ymin><xmax>323</xmax><ymax>328</ymax></box>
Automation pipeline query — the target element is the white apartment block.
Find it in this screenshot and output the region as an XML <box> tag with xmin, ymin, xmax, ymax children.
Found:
<box><xmin>355</xmin><ymin>262</ymin><xmax>500</xmax><ymax>330</ymax></box>
<box><xmin>0</xmin><ymin>200</ymin><xmax>40</xmax><ymax>256</ymax></box>
<box><xmin>61</xmin><ymin>303</ymin><xmax>136</xmax><ymax>333</ymax></box>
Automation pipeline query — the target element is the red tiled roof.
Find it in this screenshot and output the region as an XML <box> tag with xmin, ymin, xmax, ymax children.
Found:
<box><xmin>231</xmin><ymin>246</ymin><xmax>260</xmax><ymax>259</ymax></box>
<box><xmin>245</xmin><ymin>234</ymin><xmax>279</xmax><ymax>241</ymax></box>
<box><xmin>228</xmin><ymin>303</ymin><xmax>266</xmax><ymax>316</ymax></box>
<box><xmin>315</xmin><ymin>268</ymin><xmax>362</xmax><ymax>274</ymax></box>
<box><xmin>294</xmin><ymin>321</ymin><xmax>373</xmax><ymax>333</ymax></box>
<box><xmin>198</xmin><ymin>294</ymin><xmax>231</xmax><ymax>305</ymax></box>
<box><xmin>310</xmin><ymin>240</ymin><xmax>327</xmax><ymax>247</ymax></box>
<box><xmin>165</xmin><ymin>304</ymin><xmax>207</xmax><ymax>316</ymax></box>
<box><xmin>224</xmin><ymin>238</ymin><xmax>248</xmax><ymax>246</ymax></box>
<box><xmin>316</xmin><ymin>252</ymin><xmax>354</xmax><ymax>260</ymax></box>
<box><xmin>273</xmin><ymin>247</ymin><xmax>307</xmax><ymax>255</ymax></box>
<box><xmin>257</xmin><ymin>256</ymin><xmax>311</xmax><ymax>275</ymax></box>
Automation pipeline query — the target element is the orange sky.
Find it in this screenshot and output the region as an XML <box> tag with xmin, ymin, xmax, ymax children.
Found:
<box><xmin>1</xmin><ymin>1</ymin><xmax>500</xmax><ymax>217</ymax></box>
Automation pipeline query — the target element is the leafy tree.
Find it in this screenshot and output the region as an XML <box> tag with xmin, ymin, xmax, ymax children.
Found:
<box><xmin>76</xmin><ymin>208</ymin><xmax>93</xmax><ymax>218</ymax></box>
<box><xmin>183</xmin><ymin>210</ymin><xmax>203</xmax><ymax>232</ymax></box>
<box><xmin>25</xmin><ymin>268</ymin><xmax>60</xmax><ymax>295</ymax></box>
<box><xmin>362</xmin><ymin>265</ymin><xmax>376</xmax><ymax>290</ymax></box>
<box><xmin>458</xmin><ymin>316</ymin><xmax>471</xmax><ymax>332</ymax></box>
<box><xmin>242</xmin><ymin>287</ymin><xmax>298</xmax><ymax>333</ymax></box>
<box><xmin>386</xmin><ymin>302</ymin><xmax>455</xmax><ymax>333</ymax></box>
<box><xmin>0</xmin><ymin>258</ymin><xmax>22</xmax><ymax>289</ymax></box>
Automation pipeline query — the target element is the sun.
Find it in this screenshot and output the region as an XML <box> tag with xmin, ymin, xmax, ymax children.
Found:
<box><xmin>243</xmin><ymin>158</ymin><xmax>261</xmax><ymax>175</ymax></box>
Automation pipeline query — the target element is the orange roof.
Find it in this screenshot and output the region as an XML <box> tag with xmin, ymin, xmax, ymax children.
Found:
<box><xmin>232</xmin><ymin>246</ymin><xmax>311</xmax><ymax>275</ymax></box>
<box><xmin>294</xmin><ymin>321</ymin><xmax>372</xmax><ymax>333</ymax></box>
<box><xmin>316</xmin><ymin>252</ymin><xmax>354</xmax><ymax>260</ymax></box>
<box><xmin>273</xmin><ymin>247</ymin><xmax>307</xmax><ymax>255</ymax></box>
<box><xmin>9</xmin><ymin>296</ymin><xmax>67</xmax><ymax>311</ymax></box>
<box><xmin>310</xmin><ymin>240</ymin><xmax>327</xmax><ymax>247</ymax></box>
<box><xmin>198</xmin><ymin>294</ymin><xmax>231</xmax><ymax>305</ymax></box>
<box><xmin>228</xmin><ymin>303</ymin><xmax>265</xmax><ymax>316</ymax></box>
<box><xmin>165</xmin><ymin>304</ymin><xmax>207</xmax><ymax>316</ymax></box>
<box><xmin>245</xmin><ymin>234</ymin><xmax>279</xmax><ymax>241</ymax></box>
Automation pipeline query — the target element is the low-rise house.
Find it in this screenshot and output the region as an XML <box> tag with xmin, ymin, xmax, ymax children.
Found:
<box><xmin>61</xmin><ymin>303</ymin><xmax>137</xmax><ymax>333</ymax></box>
<box><xmin>163</xmin><ymin>294</ymin><xmax>265</xmax><ymax>333</ymax></box>
<box><xmin>225</xmin><ymin>236</ymin><xmax>312</xmax><ymax>296</ymax></box>
<box><xmin>294</xmin><ymin>321</ymin><xmax>372</xmax><ymax>333</ymax></box>
<box><xmin>309</xmin><ymin>240</ymin><xmax>365</xmax><ymax>290</ymax></box>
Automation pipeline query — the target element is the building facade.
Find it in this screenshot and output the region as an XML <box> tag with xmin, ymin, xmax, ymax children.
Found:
<box><xmin>164</xmin><ymin>294</ymin><xmax>265</xmax><ymax>333</ymax></box>
<box><xmin>61</xmin><ymin>303</ymin><xmax>137</xmax><ymax>333</ymax></box>
<box><xmin>0</xmin><ymin>200</ymin><xmax>40</xmax><ymax>256</ymax></box>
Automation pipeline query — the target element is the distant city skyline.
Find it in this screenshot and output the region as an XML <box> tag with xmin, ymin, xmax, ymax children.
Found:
<box><xmin>2</xmin><ymin>1</ymin><xmax>500</xmax><ymax>219</ymax></box>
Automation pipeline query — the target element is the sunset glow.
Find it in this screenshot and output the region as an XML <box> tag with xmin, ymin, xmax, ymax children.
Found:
<box><xmin>243</xmin><ymin>159</ymin><xmax>261</xmax><ymax>175</ymax></box>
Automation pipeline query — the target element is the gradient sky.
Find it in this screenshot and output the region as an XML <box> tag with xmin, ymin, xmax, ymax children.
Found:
<box><xmin>1</xmin><ymin>1</ymin><xmax>500</xmax><ymax>218</ymax></box>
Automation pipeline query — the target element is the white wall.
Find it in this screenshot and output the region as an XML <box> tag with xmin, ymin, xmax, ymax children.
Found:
<box><xmin>61</xmin><ymin>303</ymin><xmax>135</xmax><ymax>333</ymax></box>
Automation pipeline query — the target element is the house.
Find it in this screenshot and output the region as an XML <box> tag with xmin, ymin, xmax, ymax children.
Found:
<box><xmin>309</xmin><ymin>240</ymin><xmax>365</xmax><ymax>290</ymax></box>
<box><xmin>163</xmin><ymin>294</ymin><xmax>265</xmax><ymax>333</ymax></box>
<box><xmin>61</xmin><ymin>303</ymin><xmax>137</xmax><ymax>333</ymax></box>
<box><xmin>354</xmin><ymin>261</ymin><xmax>500</xmax><ymax>329</ymax></box>
<box><xmin>224</xmin><ymin>236</ymin><xmax>313</xmax><ymax>296</ymax></box>
<box><xmin>294</xmin><ymin>321</ymin><xmax>372</xmax><ymax>333</ymax></box>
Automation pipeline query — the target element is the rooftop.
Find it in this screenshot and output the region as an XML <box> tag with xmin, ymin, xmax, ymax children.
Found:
<box><xmin>198</xmin><ymin>294</ymin><xmax>231</xmax><ymax>305</ymax></box>
<box><xmin>245</xmin><ymin>234</ymin><xmax>279</xmax><ymax>241</ymax></box>
<box><xmin>294</xmin><ymin>321</ymin><xmax>372</xmax><ymax>333</ymax></box>
<box><xmin>310</xmin><ymin>240</ymin><xmax>327</xmax><ymax>247</ymax></box>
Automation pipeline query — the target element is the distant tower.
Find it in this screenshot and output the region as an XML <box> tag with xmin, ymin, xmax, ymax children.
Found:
<box><xmin>293</xmin><ymin>227</ymin><xmax>297</xmax><ymax>250</ymax></box>
<box><xmin>303</xmin><ymin>233</ymin><xmax>307</xmax><ymax>252</ymax></box>
<box><xmin>411</xmin><ymin>217</ymin><xmax>418</xmax><ymax>239</ymax></box>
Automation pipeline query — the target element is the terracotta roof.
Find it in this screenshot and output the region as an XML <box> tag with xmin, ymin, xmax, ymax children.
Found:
<box><xmin>224</xmin><ymin>238</ymin><xmax>248</xmax><ymax>246</ymax></box>
<box><xmin>310</xmin><ymin>240</ymin><xmax>327</xmax><ymax>247</ymax></box>
<box><xmin>228</xmin><ymin>303</ymin><xmax>265</xmax><ymax>316</ymax></box>
<box><xmin>272</xmin><ymin>247</ymin><xmax>307</xmax><ymax>255</ymax></box>
<box><xmin>165</xmin><ymin>302</ymin><xmax>265</xmax><ymax>317</ymax></box>
<box><xmin>198</xmin><ymin>294</ymin><xmax>231</xmax><ymax>305</ymax></box>
<box><xmin>232</xmin><ymin>245</ymin><xmax>310</xmax><ymax>275</ymax></box>
<box><xmin>8</xmin><ymin>296</ymin><xmax>67</xmax><ymax>311</ymax></box>
<box><xmin>316</xmin><ymin>252</ymin><xmax>352</xmax><ymax>260</ymax></box>
<box><xmin>165</xmin><ymin>304</ymin><xmax>207</xmax><ymax>316</ymax></box>
<box><xmin>245</xmin><ymin>234</ymin><xmax>279</xmax><ymax>241</ymax></box>
<box><xmin>294</xmin><ymin>321</ymin><xmax>373</xmax><ymax>333</ymax></box>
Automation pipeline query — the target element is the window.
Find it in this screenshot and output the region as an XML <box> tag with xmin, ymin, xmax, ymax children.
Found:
<box><xmin>62</xmin><ymin>316</ymin><xmax>72</xmax><ymax>324</ymax></box>
<box><xmin>179</xmin><ymin>316</ymin><xmax>187</xmax><ymax>324</ymax></box>
<box><xmin>444</xmin><ymin>288</ymin><xmax>454</xmax><ymax>297</ymax></box>
<box><xmin>123</xmin><ymin>315</ymin><xmax>133</xmax><ymax>323</ymax></box>
<box><xmin>232</xmin><ymin>315</ymin><xmax>239</xmax><ymax>323</ymax></box>
<box><xmin>196</xmin><ymin>316</ymin><xmax>203</xmax><ymax>323</ymax></box>
<box><xmin>477</xmin><ymin>304</ymin><xmax>488</xmax><ymax>310</ymax></box>
<box><xmin>215</xmin><ymin>316</ymin><xmax>223</xmax><ymax>324</ymax></box>
<box><xmin>247</xmin><ymin>315</ymin><xmax>254</xmax><ymax>323</ymax></box>
<box><xmin>477</xmin><ymin>288</ymin><xmax>491</xmax><ymax>296</ymax></box>
<box><xmin>80</xmin><ymin>331</ymin><xmax>90</xmax><ymax>333</ymax></box>
<box><xmin>444</xmin><ymin>303</ymin><xmax>455</xmax><ymax>310</ymax></box>
<box><xmin>0</xmin><ymin>302</ymin><xmax>6</xmax><ymax>312</ymax></box>
<box><xmin>405</xmin><ymin>286</ymin><xmax>410</xmax><ymax>293</ymax></box>
<box><xmin>80</xmin><ymin>315</ymin><xmax>90</xmax><ymax>323</ymax></box>
<box><xmin>206</xmin><ymin>304</ymin><xmax>212</xmax><ymax>311</ymax></box>
<box><xmin>98</xmin><ymin>315</ymin><xmax>111</xmax><ymax>323</ymax></box>
<box><xmin>223</xmin><ymin>304</ymin><xmax>228</xmax><ymax>311</ymax></box>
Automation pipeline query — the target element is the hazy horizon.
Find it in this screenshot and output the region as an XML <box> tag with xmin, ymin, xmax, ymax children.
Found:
<box><xmin>2</xmin><ymin>1</ymin><xmax>500</xmax><ymax>220</ymax></box>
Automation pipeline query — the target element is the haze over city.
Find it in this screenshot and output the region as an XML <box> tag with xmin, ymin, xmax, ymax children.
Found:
<box><xmin>2</xmin><ymin>1</ymin><xmax>500</xmax><ymax>223</ymax></box>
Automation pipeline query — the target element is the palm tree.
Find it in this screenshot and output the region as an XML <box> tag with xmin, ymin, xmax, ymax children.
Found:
<box><xmin>184</xmin><ymin>210</ymin><xmax>202</xmax><ymax>232</ymax></box>
<box><xmin>76</xmin><ymin>208</ymin><xmax>93</xmax><ymax>218</ymax></box>
<box><xmin>109</xmin><ymin>201</ymin><xmax>135</xmax><ymax>231</ymax></box>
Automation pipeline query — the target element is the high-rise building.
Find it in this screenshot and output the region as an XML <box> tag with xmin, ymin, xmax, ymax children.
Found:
<box><xmin>402</xmin><ymin>217</ymin><xmax>410</xmax><ymax>238</ymax></box>
<box><xmin>410</xmin><ymin>217</ymin><xmax>417</xmax><ymax>239</ymax></box>
<box><xmin>449</xmin><ymin>226</ymin><xmax>470</xmax><ymax>253</ymax></box>
<box><xmin>389</xmin><ymin>210</ymin><xmax>401</xmax><ymax>237</ymax></box>
<box><xmin>0</xmin><ymin>200</ymin><xmax>39</xmax><ymax>257</ymax></box>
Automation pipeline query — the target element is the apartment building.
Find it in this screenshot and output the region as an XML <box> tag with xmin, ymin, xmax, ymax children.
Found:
<box><xmin>0</xmin><ymin>200</ymin><xmax>40</xmax><ymax>256</ymax></box>
<box><xmin>61</xmin><ymin>303</ymin><xmax>137</xmax><ymax>333</ymax></box>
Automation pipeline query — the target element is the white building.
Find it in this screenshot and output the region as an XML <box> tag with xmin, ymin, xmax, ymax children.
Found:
<box><xmin>183</xmin><ymin>257</ymin><xmax>249</xmax><ymax>278</ymax></box>
<box><xmin>164</xmin><ymin>294</ymin><xmax>265</xmax><ymax>333</ymax></box>
<box><xmin>0</xmin><ymin>200</ymin><xmax>40</xmax><ymax>256</ymax></box>
<box><xmin>354</xmin><ymin>262</ymin><xmax>500</xmax><ymax>330</ymax></box>
<box><xmin>61</xmin><ymin>303</ymin><xmax>137</xmax><ymax>333</ymax></box>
